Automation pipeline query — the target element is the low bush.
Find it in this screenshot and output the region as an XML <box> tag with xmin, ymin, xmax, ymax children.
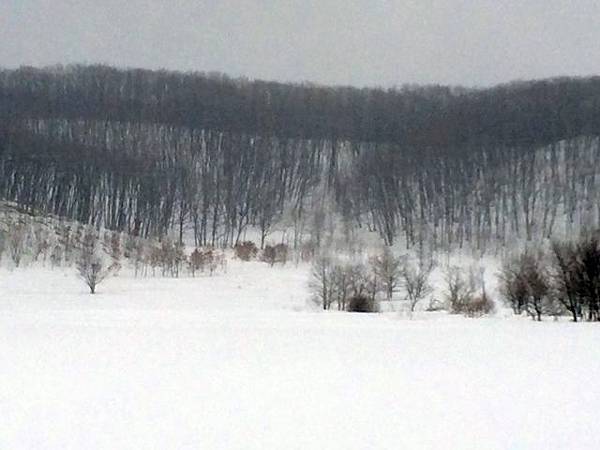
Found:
<box><xmin>261</xmin><ymin>243</ymin><xmax>289</xmax><ymax>266</ymax></box>
<box><xmin>234</xmin><ymin>241</ymin><xmax>258</xmax><ymax>261</ymax></box>
<box><xmin>261</xmin><ymin>245</ymin><xmax>277</xmax><ymax>266</ymax></box>
<box><xmin>347</xmin><ymin>295</ymin><xmax>378</xmax><ymax>313</ymax></box>
<box><xmin>462</xmin><ymin>294</ymin><xmax>495</xmax><ymax>317</ymax></box>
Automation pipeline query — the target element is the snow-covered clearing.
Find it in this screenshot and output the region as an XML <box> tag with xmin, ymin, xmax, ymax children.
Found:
<box><xmin>1</xmin><ymin>262</ymin><xmax>599</xmax><ymax>450</ymax></box>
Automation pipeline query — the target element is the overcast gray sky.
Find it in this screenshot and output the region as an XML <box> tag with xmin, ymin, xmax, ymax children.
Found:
<box><xmin>2</xmin><ymin>0</ymin><xmax>599</xmax><ymax>87</ymax></box>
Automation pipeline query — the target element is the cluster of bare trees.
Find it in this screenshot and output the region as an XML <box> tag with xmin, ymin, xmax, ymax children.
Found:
<box><xmin>0</xmin><ymin>211</ymin><xmax>80</xmax><ymax>268</ymax></box>
<box><xmin>350</xmin><ymin>137</ymin><xmax>600</xmax><ymax>250</ymax></box>
<box><xmin>310</xmin><ymin>247</ymin><xmax>438</xmax><ymax>313</ymax></box>
<box><xmin>0</xmin><ymin>213</ymin><xmax>120</xmax><ymax>294</ymax></box>
<box><xmin>0</xmin><ymin>217</ymin><xmax>29</xmax><ymax>267</ymax></box>
<box><xmin>1</xmin><ymin>119</ymin><xmax>319</xmax><ymax>247</ymax></box>
<box><xmin>3</xmin><ymin>66</ymin><xmax>599</xmax><ymax>147</ymax></box>
<box><xmin>122</xmin><ymin>237</ymin><xmax>228</xmax><ymax>279</ymax></box>
<box><xmin>443</xmin><ymin>266</ymin><xmax>494</xmax><ymax>317</ymax></box>
<box><xmin>0</xmin><ymin>208</ymin><xmax>232</xmax><ymax>294</ymax></box>
<box><xmin>188</xmin><ymin>248</ymin><xmax>226</xmax><ymax>277</ymax></box>
<box><xmin>310</xmin><ymin>256</ymin><xmax>378</xmax><ymax>312</ymax></box>
<box><xmin>501</xmin><ymin>234</ymin><xmax>600</xmax><ymax>321</ymax></box>
<box><xmin>2</xmin><ymin>65</ymin><xmax>600</xmax><ymax>253</ymax></box>
<box><xmin>231</xmin><ymin>240</ymin><xmax>290</xmax><ymax>266</ymax></box>
<box><xmin>309</xmin><ymin>242</ymin><xmax>500</xmax><ymax>317</ymax></box>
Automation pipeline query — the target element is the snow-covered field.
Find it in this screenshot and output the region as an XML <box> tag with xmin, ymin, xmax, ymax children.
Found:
<box><xmin>1</xmin><ymin>262</ymin><xmax>600</xmax><ymax>450</ymax></box>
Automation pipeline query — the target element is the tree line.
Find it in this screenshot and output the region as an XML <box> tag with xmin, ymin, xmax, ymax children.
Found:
<box><xmin>501</xmin><ymin>233</ymin><xmax>600</xmax><ymax>322</ymax></box>
<box><xmin>1</xmin><ymin>65</ymin><xmax>600</xmax><ymax>250</ymax></box>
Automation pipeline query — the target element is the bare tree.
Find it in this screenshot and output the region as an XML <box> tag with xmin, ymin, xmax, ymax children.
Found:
<box><xmin>208</xmin><ymin>250</ymin><xmax>226</xmax><ymax>275</ymax></box>
<box><xmin>188</xmin><ymin>248</ymin><xmax>205</xmax><ymax>276</ymax></box>
<box><xmin>346</xmin><ymin>263</ymin><xmax>379</xmax><ymax>303</ymax></box>
<box><xmin>50</xmin><ymin>244</ymin><xmax>63</xmax><ymax>268</ymax></box>
<box><xmin>173</xmin><ymin>241</ymin><xmax>187</xmax><ymax>278</ymax></box>
<box><xmin>32</xmin><ymin>223</ymin><xmax>50</xmax><ymax>262</ymax></box>
<box><xmin>331</xmin><ymin>263</ymin><xmax>353</xmax><ymax>311</ymax></box>
<box><xmin>445</xmin><ymin>266</ymin><xmax>476</xmax><ymax>313</ymax></box>
<box><xmin>501</xmin><ymin>252</ymin><xmax>550</xmax><ymax>321</ymax></box>
<box><xmin>571</xmin><ymin>235</ymin><xmax>600</xmax><ymax>321</ymax></box>
<box><xmin>371</xmin><ymin>247</ymin><xmax>403</xmax><ymax>302</ymax></box>
<box><xmin>500</xmin><ymin>259</ymin><xmax>528</xmax><ymax>315</ymax></box>
<box><xmin>103</xmin><ymin>231</ymin><xmax>122</xmax><ymax>269</ymax></box>
<box><xmin>130</xmin><ymin>237</ymin><xmax>147</xmax><ymax>277</ymax></box>
<box><xmin>77</xmin><ymin>254</ymin><xmax>112</xmax><ymax>294</ymax></box>
<box><xmin>310</xmin><ymin>256</ymin><xmax>335</xmax><ymax>310</ymax></box>
<box><xmin>77</xmin><ymin>230</ymin><xmax>114</xmax><ymax>294</ymax></box>
<box><xmin>274</xmin><ymin>243</ymin><xmax>289</xmax><ymax>266</ymax></box>
<box><xmin>402</xmin><ymin>250</ymin><xmax>435</xmax><ymax>312</ymax></box>
<box><xmin>7</xmin><ymin>219</ymin><xmax>27</xmax><ymax>267</ymax></box>
<box><xmin>522</xmin><ymin>256</ymin><xmax>550</xmax><ymax>321</ymax></box>
<box><xmin>550</xmin><ymin>241</ymin><xmax>582</xmax><ymax>322</ymax></box>
<box><xmin>0</xmin><ymin>227</ymin><xmax>5</xmax><ymax>262</ymax></box>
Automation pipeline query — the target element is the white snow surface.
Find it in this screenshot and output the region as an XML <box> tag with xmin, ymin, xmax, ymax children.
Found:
<box><xmin>1</xmin><ymin>261</ymin><xmax>599</xmax><ymax>450</ymax></box>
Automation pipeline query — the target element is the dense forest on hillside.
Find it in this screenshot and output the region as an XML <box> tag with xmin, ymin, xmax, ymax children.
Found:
<box><xmin>1</xmin><ymin>65</ymin><xmax>600</xmax><ymax>250</ymax></box>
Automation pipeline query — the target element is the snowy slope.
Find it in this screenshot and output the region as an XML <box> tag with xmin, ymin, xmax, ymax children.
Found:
<box><xmin>1</xmin><ymin>264</ymin><xmax>599</xmax><ymax>450</ymax></box>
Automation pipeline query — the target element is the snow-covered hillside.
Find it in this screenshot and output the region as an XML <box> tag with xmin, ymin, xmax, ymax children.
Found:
<box><xmin>1</xmin><ymin>263</ymin><xmax>599</xmax><ymax>450</ymax></box>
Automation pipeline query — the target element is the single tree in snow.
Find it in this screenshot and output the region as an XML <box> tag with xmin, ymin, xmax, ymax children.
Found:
<box><xmin>77</xmin><ymin>229</ymin><xmax>114</xmax><ymax>294</ymax></box>
<box><xmin>77</xmin><ymin>253</ymin><xmax>112</xmax><ymax>294</ymax></box>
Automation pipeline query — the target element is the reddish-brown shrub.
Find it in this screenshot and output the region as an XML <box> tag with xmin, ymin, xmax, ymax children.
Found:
<box><xmin>235</xmin><ymin>241</ymin><xmax>258</xmax><ymax>261</ymax></box>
